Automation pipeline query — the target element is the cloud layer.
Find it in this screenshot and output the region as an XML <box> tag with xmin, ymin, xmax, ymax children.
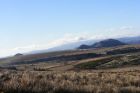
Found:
<box><xmin>0</xmin><ymin>26</ymin><xmax>140</xmax><ymax>57</ymax></box>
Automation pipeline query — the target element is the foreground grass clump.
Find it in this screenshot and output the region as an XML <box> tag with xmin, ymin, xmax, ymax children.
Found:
<box><xmin>0</xmin><ymin>70</ymin><xmax>140</xmax><ymax>93</ymax></box>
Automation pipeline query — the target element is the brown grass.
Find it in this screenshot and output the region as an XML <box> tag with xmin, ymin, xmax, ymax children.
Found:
<box><xmin>0</xmin><ymin>70</ymin><xmax>140</xmax><ymax>93</ymax></box>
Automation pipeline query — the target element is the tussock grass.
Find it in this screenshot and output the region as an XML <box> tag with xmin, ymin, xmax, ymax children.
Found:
<box><xmin>0</xmin><ymin>70</ymin><xmax>140</xmax><ymax>93</ymax></box>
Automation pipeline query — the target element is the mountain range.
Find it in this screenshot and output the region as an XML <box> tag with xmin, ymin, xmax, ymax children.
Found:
<box><xmin>30</xmin><ymin>36</ymin><xmax>140</xmax><ymax>54</ymax></box>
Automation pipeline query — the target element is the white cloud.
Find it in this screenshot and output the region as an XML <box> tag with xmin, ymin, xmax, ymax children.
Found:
<box><xmin>0</xmin><ymin>33</ymin><xmax>102</xmax><ymax>57</ymax></box>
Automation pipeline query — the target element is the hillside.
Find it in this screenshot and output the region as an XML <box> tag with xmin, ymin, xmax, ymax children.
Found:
<box><xmin>75</xmin><ymin>53</ymin><xmax>140</xmax><ymax>69</ymax></box>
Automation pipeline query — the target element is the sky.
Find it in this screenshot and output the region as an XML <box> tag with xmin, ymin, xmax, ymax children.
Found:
<box><xmin>0</xmin><ymin>0</ymin><xmax>140</xmax><ymax>57</ymax></box>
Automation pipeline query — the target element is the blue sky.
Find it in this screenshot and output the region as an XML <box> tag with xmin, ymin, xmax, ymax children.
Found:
<box><xmin>0</xmin><ymin>0</ymin><xmax>140</xmax><ymax>57</ymax></box>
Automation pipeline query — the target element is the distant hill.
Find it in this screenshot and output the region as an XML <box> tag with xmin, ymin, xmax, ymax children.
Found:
<box><xmin>77</xmin><ymin>44</ymin><xmax>91</xmax><ymax>49</ymax></box>
<box><xmin>91</xmin><ymin>39</ymin><xmax>126</xmax><ymax>48</ymax></box>
<box><xmin>14</xmin><ymin>53</ymin><xmax>23</xmax><ymax>57</ymax></box>
<box><xmin>78</xmin><ymin>39</ymin><xmax>126</xmax><ymax>49</ymax></box>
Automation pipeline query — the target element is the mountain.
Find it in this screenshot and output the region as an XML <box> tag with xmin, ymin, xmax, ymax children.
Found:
<box><xmin>91</xmin><ymin>39</ymin><xmax>126</xmax><ymax>48</ymax></box>
<box><xmin>78</xmin><ymin>39</ymin><xmax>126</xmax><ymax>49</ymax></box>
<box><xmin>77</xmin><ymin>44</ymin><xmax>91</xmax><ymax>49</ymax></box>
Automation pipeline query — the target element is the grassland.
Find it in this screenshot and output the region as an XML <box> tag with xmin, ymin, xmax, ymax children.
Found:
<box><xmin>0</xmin><ymin>45</ymin><xmax>140</xmax><ymax>93</ymax></box>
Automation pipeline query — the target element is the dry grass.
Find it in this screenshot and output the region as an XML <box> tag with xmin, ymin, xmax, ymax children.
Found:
<box><xmin>0</xmin><ymin>45</ymin><xmax>140</xmax><ymax>93</ymax></box>
<box><xmin>0</xmin><ymin>70</ymin><xmax>140</xmax><ymax>93</ymax></box>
